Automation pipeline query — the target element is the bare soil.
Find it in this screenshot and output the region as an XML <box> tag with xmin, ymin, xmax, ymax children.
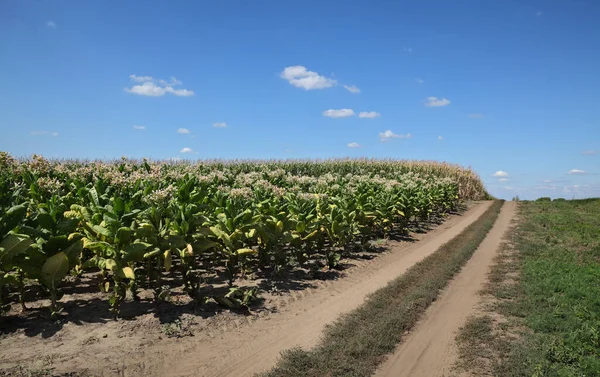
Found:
<box><xmin>0</xmin><ymin>202</ymin><xmax>491</xmax><ymax>377</ymax></box>
<box><xmin>374</xmin><ymin>201</ymin><xmax>516</xmax><ymax>377</ymax></box>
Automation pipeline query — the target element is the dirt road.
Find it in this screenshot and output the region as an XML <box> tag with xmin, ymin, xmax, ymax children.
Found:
<box><xmin>374</xmin><ymin>201</ymin><xmax>516</xmax><ymax>377</ymax></box>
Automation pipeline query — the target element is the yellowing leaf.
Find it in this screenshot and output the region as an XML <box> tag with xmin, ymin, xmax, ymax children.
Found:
<box><xmin>237</xmin><ymin>248</ymin><xmax>257</xmax><ymax>256</ymax></box>
<box><xmin>105</xmin><ymin>258</ymin><xmax>117</xmax><ymax>271</ymax></box>
<box><xmin>121</xmin><ymin>267</ymin><xmax>135</xmax><ymax>279</ymax></box>
<box><xmin>164</xmin><ymin>250</ymin><xmax>172</xmax><ymax>271</ymax></box>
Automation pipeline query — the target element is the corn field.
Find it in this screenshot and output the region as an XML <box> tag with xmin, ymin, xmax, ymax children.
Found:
<box><xmin>0</xmin><ymin>152</ymin><xmax>489</xmax><ymax>318</ymax></box>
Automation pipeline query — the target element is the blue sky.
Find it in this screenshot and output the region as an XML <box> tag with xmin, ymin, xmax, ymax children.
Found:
<box><xmin>1</xmin><ymin>0</ymin><xmax>599</xmax><ymax>199</ymax></box>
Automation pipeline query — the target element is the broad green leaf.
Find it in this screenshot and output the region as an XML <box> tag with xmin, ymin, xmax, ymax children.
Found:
<box><xmin>92</xmin><ymin>225</ymin><xmax>113</xmax><ymax>238</ymax></box>
<box><xmin>40</xmin><ymin>252</ymin><xmax>70</xmax><ymax>288</ymax></box>
<box><xmin>89</xmin><ymin>187</ymin><xmax>100</xmax><ymax>206</ymax></box>
<box><xmin>123</xmin><ymin>242</ymin><xmax>152</xmax><ymax>262</ymax></box>
<box><xmin>62</xmin><ymin>239</ymin><xmax>83</xmax><ymax>266</ymax></box>
<box><xmin>0</xmin><ymin>234</ymin><xmax>33</xmax><ymax>264</ymax></box>
<box><xmin>116</xmin><ymin>227</ymin><xmax>131</xmax><ymax>245</ymax></box>
<box><xmin>113</xmin><ymin>197</ymin><xmax>125</xmax><ymax>215</ymax></box>
<box><xmin>2</xmin><ymin>204</ymin><xmax>27</xmax><ymax>233</ymax></box>
<box><xmin>35</xmin><ymin>212</ymin><xmax>54</xmax><ymax>231</ymax></box>
<box><xmin>192</xmin><ymin>239</ymin><xmax>218</xmax><ymax>253</ymax></box>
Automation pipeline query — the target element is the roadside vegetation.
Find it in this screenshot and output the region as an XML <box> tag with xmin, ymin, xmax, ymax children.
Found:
<box><xmin>456</xmin><ymin>199</ymin><xmax>600</xmax><ymax>376</ymax></box>
<box><xmin>261</xmin><ymin>200</ymin><xmax>503</xmax><ymax>377</ymax></box>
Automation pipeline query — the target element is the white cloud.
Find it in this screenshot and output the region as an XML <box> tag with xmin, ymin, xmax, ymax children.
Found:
<box><xmin>125</xmin><ymin>75</ymin><xmax>194</xmax><ymax>97</ymax></box>
<box><xmin>129</xmin><ymin>74</ymin><xmax>153</xmax><ymax>83</ymax></box>
<box><xmin>343</xmin><ymin>85</ymin><xmax>361</xmax><ymax>94</ymax></box>
<box><xmin>582</xmin><ymin>150</ymin><xmax>598</xmax><ymax>155</ymax></box>
<box><xmin>503</xmin><ymin>186</ymin><xmax>513</xmax><ymax>190</ymax></box>
<box><xmin>347</xmin><ymin>142</ymin><xmax>361</xmax><ymax>148</ymax></box>
<box><xmin>323</xmin><ymin>109</ymin><xmax>355</xmax><ymax>118</ymax></box>
<box><xmin>493</xmin><ymin>170</ymin><xmax>509</xmax><ymax>177</ymax></box>
<box><xmin>404</xmin><ymin>47</ymin><xmax>413</xmax><ymax>53</ymax></box>
<box><xmin>535</xmin><ymin>185</ymin><xmax>557</xmax><ymax>190</ymax></box>
<box><xmin>424</xmin><ymin>96</ymin><xmax>451</xmax><ymax>107</ymax></box>
<box><xmin>180</xmin><ymin>147</ymin><xmax>193</xmax><ymax>153</ymax></box>
<box><xmin>30</xmin><ymin>130</ymin><xmax>59</xmax><ymax>136</ymax></box>
<box><xmin>133</xmin><ymin>125</ymin><xmax>145</xmax><ymax>130</ymax></box>
<box><xmin>46</xmin><ymin>21</ymin><xmax>56</xmax><ymax>28</ymax></box>
<box><xmin>568</xmin><ymin>169</ymin><xmax>587</xmax><ymax>175</ymax></box>
<box><xmin>536</xmin><ymin>10</ymin><xmax>543</xmax><ymax>17</ymax></box>
<box><xmin>358</xmin><ymin>111</ymin><xmax>380</xmax><ymax>118</ymax></box>
<box><xmin>499</xmin><ymin>178</ymin><xmax>509</xmax><ymax>182</ymax></box>
<box><xmin>280</xmin><ymin>66</ymin><xmax>336</xmax><ymax>90</ymax></box>
<box><xmin>468</xmin><ymin>113</ymin><xmax>484</xmax><ymax>118</ymax></box>
<box><xmin>438</xmin><ymin>136</ymin><xmax>443</xmax><ymax>140</ymax></box>
<box><xmin>213</xmin><ymin>122</ymin><xmax>227</xmax><ymax>128</ymax></box>
<box><xmin>177</xmin><ymin>128</ymin><xmax>190</xmax><ymax>134</ymax></box>
<box><xmin>415</xmin><ymin>78</ymin><xmax>424</xmax><ymax>84</ymax></box>
<box><xmin>379</xmin><ymin>130</ymin><xmax>411</xmax><ymax>142</ymax></box>
<box><xmin>169</xmin><ymin>157</ymin><xmax>182</xmax><ymax>162</ymax></box>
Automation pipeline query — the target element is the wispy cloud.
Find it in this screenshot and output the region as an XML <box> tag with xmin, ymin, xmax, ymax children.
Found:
<box><xmin>347</xmin><ymin>142</ymin><xmax>361</xmax><ymax>148</ymax></box>
<box><xmin>177</xmin><ymin>128</ymin><xmax>190</xmax><ymax>134</ymax></box>
<box><xmin>280</xmin><ymin>66</ymin><xmax>336</xmax><ymax>90</ymax></box>
<box><xmin>568</xmin><ymin>169</ymin><xmax>587</xmax><ymax>175</ymax></box>
<box><xmin>213</xmin><ymin>122</ymin><xmax>227</xmax><ymax>128</ymax></box>
<box><xmin>343</xmin><ymin>85</ymin><xmax>361</xmax><ymax>94</ymax></box>
<box><xmin>358</xmin><ymin>111</ymin><xmax>380</xmax><ymax>118</ymax></box>
<box><xmin>536</xmin><ymin>10</ymin><xmax>543</xmax><ymax>17</ymax></box>
<box><xmin>180</xmin><ymin>147</ymin><xmax>193</xmax><ymax>153</ymax></box>
<box><xmin>468</xmin><ymin>113</ymin><xmax>484</xmax><ymax>118</ymax></box>
<box><xmin>493</xmin><ymin>170</ymin><xmax>509</xmax><ymax>177</ymax></box>
<box><xmin>379</xmin><ymin>130</ymin><xmax>411</xmax><ymax>142</ymax></box>
<box><xmin>323</xmin><ymin>109</ymin><xmax>355</xmax><ymax>118</ymax></box>
<box><xmin>424</xmin><ymin>96</ymin><xmax>451</xmax><ymax>107</ymax></box>
<box><xmin>582</xmin><ymin>150</ymin><xmax>598</xmax><ymax>155</ymax></box>
<box><xmin>499</xmin><ymin>178</ymin><xmax>509</xmax><ymax>182</ymax></box>
<box><xmin>125</xmin><ymin>75</ymin><xmax>194</xmax><ymax>97</ymax></box>
<box><xmin>438</xmin><ymin>136</ymin><xmax>443</xmax><ymax>140</ymax></box>
<box><xmin>415</xmin><ymin>78</ymin><xmax>424</xmax><ymax>84</ymax></box>
<box><xmin>403</xmin><ymin>47</ymin><xmax>413</xmax><ymax>53</ymax></box>
<box><xmin>30</xmin><ymin>130</ymin><xmax>58</xmax><ymax>136</ymax></box>
<box><xmin>133</xmin><ymin>125</ymin><xmax>145</xmax><ymax>130</ymax></box>
<box><xmin>46</xmin><ymin>21</ymin><xmax>56</xmax><ymax>28</ymax></box>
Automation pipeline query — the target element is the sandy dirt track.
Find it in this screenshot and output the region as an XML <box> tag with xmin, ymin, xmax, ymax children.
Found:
<box><xmin>0</xmin><ymin>202</ymin><xmax>491</xmax><ymax>377</ymax></box>
<box><xmin>374</xmin><ymin>201</ymin><xmax>516</xmax><ymax>377</ymax></box>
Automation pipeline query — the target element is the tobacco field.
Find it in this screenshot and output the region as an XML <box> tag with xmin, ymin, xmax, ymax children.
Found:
<box><xmin>0</xmin><ymin>152</ymin><xmax>489</xmax><ymax>319</ymax></box>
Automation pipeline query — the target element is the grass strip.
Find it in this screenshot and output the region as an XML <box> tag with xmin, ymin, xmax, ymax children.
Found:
<box><xmin>260</xmin><ymin>200</ymin><xmax>504</xmax><ymax>377</ymax></box>
<box><xmin>455</xmin><ymin>198</ymin><xmax>600</xmax><ymax>377</ymax></box>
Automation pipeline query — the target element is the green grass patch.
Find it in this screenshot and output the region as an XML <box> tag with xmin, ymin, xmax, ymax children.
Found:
<box><xmin>260</xmin><ymin>200</ymin><xmax>504</xmax><ymax>377</ymax></box>
<box><xmin>456</xmin><ymin>199</ymin><xmax>600</xmax><ymax>377</ymax></box>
